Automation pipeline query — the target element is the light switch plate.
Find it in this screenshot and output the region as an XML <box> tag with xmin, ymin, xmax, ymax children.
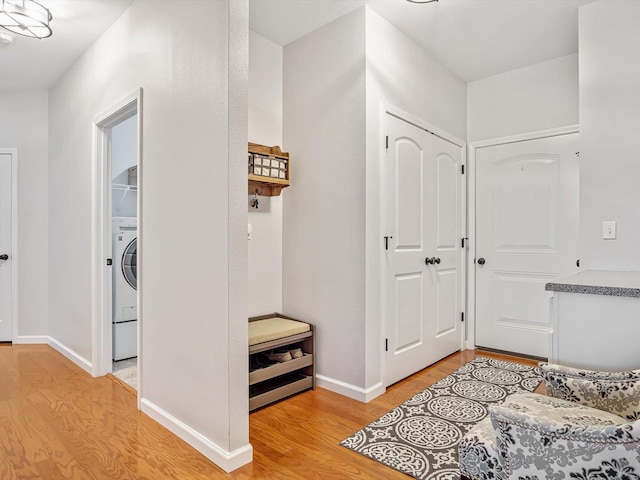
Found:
<box><xmin>603</xmin><ymin>221</ymin><xmax>617</xmax><ymax>240</ymax></box>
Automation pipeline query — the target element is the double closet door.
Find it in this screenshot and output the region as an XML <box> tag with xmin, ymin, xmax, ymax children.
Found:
<box><xmin>384</xmin><ymin>114</ymin><xmax>464</xmax><ymax>386</ymax></box>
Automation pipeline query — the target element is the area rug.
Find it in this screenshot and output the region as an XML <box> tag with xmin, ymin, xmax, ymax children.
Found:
<box><xmin>340</xmin><ymin>356</ymin><xmax>541</xmax><ymax>480</ymax></box>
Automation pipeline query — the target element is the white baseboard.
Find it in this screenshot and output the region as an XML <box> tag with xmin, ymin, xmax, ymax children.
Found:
<box><xmin>12</xmin><ymin>335</ymin><xmax>48</xmax><ymax>344</ymax></box>
<box><xmin>47</xmin><ymin>336</ymin><xmax>93</xmax><ymax>374</ymax></box>
<box><xmin>140</xmin><ymin>398</ymin><xmax>253</xmax><ymax>473</ymax></box>
<box><xmin>315</xmin><ymin>374</ymin><xmax>386</xmax><ymax>403</ymax></box>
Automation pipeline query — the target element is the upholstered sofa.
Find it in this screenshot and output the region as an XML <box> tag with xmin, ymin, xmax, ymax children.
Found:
<box><xmin>459</xmin><ymin>362</ymin><xmax>640</xmax><ymax>480</ymax></box>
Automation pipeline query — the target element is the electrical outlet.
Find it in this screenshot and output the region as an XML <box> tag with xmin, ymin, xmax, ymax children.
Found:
<box><xmin>602</xmin><ymin>221</ymin><xmax>617</xmax><ymax>240</ymax></box>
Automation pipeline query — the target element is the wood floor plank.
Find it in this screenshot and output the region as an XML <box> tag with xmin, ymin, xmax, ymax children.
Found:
<box><xmin>0</xmin><ymin>345</ymin><xmax>542</xmax><ymax>479</ymax></box>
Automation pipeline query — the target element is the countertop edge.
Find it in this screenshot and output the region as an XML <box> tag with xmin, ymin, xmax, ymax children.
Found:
<box><xmin>544</xmin><ymin>282</ymin><xmax>640</xmax><ymax>298</ymax></box>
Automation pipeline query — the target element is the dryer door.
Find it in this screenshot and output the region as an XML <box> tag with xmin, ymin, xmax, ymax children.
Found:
<box><xmin>122</xmin><ymin>237</ymin><xmax>137</xmax><ymax>290</ymax></box>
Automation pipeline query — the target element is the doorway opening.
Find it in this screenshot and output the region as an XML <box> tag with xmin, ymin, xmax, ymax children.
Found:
<box><xmin>0</xmin><ymin>149</ymin><xmax>17</xmax><ymax>343</ymax></box>
<box><xmin>110</xmin><ymin>114</ymin><xmax>139</xmax><ymax>388</ymax></box>
<box><xmin>92</xmin><ymin>90</ymin><xmax>142</xmax><ymax>398</ymax></box>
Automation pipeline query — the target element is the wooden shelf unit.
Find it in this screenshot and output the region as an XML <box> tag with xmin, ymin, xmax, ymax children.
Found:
<box><xmin>249</xmin><ymin>314</ymin><xmax>315</xmax><ymax>412</ymax></box>
<box><xmin>248</xmin><ymin>143</ymin><xmax>290</xmax><ymax>196</ymax></box>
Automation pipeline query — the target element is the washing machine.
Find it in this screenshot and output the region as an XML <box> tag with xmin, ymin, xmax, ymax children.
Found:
<box><xmin>112</xmin><ymin>216</ymin><xmax>137</xmax><ymax>360</ymax></box>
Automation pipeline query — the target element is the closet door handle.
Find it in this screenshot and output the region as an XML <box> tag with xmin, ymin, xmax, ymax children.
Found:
<box><xmin>0</xmin><ymin>254</ymin><xmax>8</xmax><ymax>261</ymax></box>
<box><xmin>425</xmin><ymin>257</ymin><xmax>434</xmax><ymax>265</ymax></box>
<box><xmin>477</xmin><ymin>257</ymin><xmax>486</xmax><ymax>265</ymax></box>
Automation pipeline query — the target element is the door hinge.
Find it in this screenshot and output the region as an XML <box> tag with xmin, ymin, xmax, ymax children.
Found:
<box><xmin>461</xmin><ymin>164</ymin><xmax>465</xmax><ymax>174</ymax></box>
<box><xmin>461</xmin><ymin>312</ymin><xmax>465</xmax><ymax>323</ymax></box>
<box><xmin>576</xmin><ymin>259</ymin><xmax>580</xmax><ymax>268</ymax></box>
<box><xmin>384</xmin><ymin>236</ymin><xmax>393</xmax><ymax>250</ymax></box>
<box><xmin>461</xmin><ymin>237</ymin><xmax>468</xmax><ymax>248</ymax></box>
<box><xmin>106</xmin><ymin>258</ymin><xmax>113</xmax><ymax>266</ymax></box>
<box><xmin>385</xmin><ymin>136</ymin><xmax>389</xmax><ymax>149</ymax></box>
<box><xmin>385</xmin><ymin>338</ymin><xmax>388</xmax><ymax>351</ymax></box>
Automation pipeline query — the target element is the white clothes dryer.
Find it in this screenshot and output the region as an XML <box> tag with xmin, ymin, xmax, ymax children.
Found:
<box><xmin>112</xmin><ymin>216</ymin><xmax>137</xmax><ymax>360</ymax></box>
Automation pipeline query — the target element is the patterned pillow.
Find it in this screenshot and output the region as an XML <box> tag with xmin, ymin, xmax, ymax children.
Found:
<box><xmin>539</xmin><ymin>362</ymin><xmax>640</xmax><ymax>421</ymax></box>
<box><xmin>489</xmin><ymin>393</ymin><xmax>640</xmax><ymax>479</ymax></box>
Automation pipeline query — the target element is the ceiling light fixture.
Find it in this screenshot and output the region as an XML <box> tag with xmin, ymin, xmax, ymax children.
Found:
<box><xmin>0</xmin><ymin>0</ymin><xmax>52</xmax><ymax>39</ymax></box>
<box><xmin>406</xmin><ymin>0</ymin><xmax>439</xmax><ymax>3</ymax></box>
<box><xmin>0</xmin><ymin>31</ymin><xmax>13</xmax><ymax>46</ymax></box>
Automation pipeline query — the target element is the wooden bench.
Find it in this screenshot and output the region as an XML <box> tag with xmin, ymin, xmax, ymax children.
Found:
<box><xmin>249</xmin><ymin>313</ymin><xmax>315</xmax><ymax>411</ymax></box>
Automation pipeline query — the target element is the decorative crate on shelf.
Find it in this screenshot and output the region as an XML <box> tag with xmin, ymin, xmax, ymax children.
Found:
<box><xmin>248</xmin><ymin>142</ymin><xmax>290</xmax><ymax>196</ymax></box>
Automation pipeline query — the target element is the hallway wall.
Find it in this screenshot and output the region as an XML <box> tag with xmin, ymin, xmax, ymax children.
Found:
<box><xmin>48</xmin><ymin>0</ymin><xmax>250</xmax><ymax>470</ymax></box>
<box><xmin>0</xmin><ymin>91</ymin><xmax>49</xmax><ymax>341</ymax></box>
<box><xmin>283</xmin><ymin>8</ymin><xmax>367</xmax><ymax>392</ymax></box>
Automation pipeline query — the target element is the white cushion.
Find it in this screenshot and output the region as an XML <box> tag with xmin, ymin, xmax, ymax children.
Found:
<box><xmin>249</xmin><ymin>317</ymin><xmax>310</xmax><ymax>346</ymax></box>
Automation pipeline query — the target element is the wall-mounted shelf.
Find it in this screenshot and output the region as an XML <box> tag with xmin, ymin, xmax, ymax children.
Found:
<box><xmin>113</xmin><ymin>183</ymin><xmax>138</xmax><ymax>192</ymax></box>
<box><xmin>112</xmin><ymin>183</ymin><xmax>138</xmax><ymax>217</ymax></box>
<box><xmin>248</xmin><ymin>143</ymin><xmax>290</xmax><ymax>196</ymax></box>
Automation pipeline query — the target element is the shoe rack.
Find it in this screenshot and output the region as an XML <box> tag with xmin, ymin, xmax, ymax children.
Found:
<box><xmin>249</xmin><ymin>314</ymin><xmax>315</xmax><ymax>412</ymax></box>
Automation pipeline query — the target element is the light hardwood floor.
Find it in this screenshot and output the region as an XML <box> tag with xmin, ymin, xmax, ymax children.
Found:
<box><xmin>0</xmin><ymin>345</ymin><xmax>541</xmax><ymax>479</ymax></box>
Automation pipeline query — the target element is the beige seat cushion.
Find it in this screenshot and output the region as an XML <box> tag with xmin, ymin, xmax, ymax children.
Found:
<box><xmin>249</xmin><ymin>317</ymin><xmax>310</xmax><ymax>346</ymax></box>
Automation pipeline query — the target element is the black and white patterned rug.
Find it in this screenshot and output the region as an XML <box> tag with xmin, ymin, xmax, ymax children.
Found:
<box><xmin>340</xmin><ymin>356</ymin><xmax>541</xmax><ymax>480</ymax></box>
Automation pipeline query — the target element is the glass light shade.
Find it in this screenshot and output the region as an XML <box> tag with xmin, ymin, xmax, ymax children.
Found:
<box><xmin>0</xmin><ymin>0</ymin><xmax>52</xmax><ymax>39</ymax></box>
<box><xmin>0</xmin><ymin>31</ymin><xmax>12</xmax><ymax>44</ymax></box>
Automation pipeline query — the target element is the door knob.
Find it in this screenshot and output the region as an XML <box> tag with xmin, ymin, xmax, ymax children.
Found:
<box><xmin>0</xmin><ymin>254</ymin><xmax>8</xmax><ymax>261</ymax></box>
<box><xmin>434</xmin><ymin>257</ymin><xmax>441</xmax><ymax>264</ymax></box>
<box><xmin>425</xmin><ymin>257</ymin><xmax>434</xmax><ymax>265</ymax></box>
<box><xmin>477</xmin><ymin>257</ymin><xmax>486</xmax><ymax>265</ymax></box>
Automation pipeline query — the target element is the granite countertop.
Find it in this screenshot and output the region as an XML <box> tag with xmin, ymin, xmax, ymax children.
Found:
<box><xmin>545</xmin><ymin>270</ymin><xmax>640</xmax><ymax>298</ymax></box>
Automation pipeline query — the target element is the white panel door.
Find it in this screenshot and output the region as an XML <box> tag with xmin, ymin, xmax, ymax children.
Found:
<box><xmin>475</xmin><ymin>134</ymin><xmax>579</xmax><ymax>357</ymax></box>
<box><xmin>0</xmin><ymin>153</ymin><xmax>12</xmax><ymax>341</ymax></box>
<box><xmin>385</xmin><ymin>114</ymin><xmax>464</xmax><ymax>386</ymax></box>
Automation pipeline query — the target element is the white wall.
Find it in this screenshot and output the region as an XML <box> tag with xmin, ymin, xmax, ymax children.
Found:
<box><xmin>467</xmin><ymin>54</ymin><xmax>579</xmax><ymax>142</ymax></box>
<box><xmin>248</xmin><ymin>31</ymin><xmax>283</xmax><ymax>316</ymax></box>
<box><xmin>365</xmin><ymin>8</ymin><xmax>467</xmax><ymax>391</ymax></box>
<box><xmin>578</xmin><ymin>0</ymin><xmax>640</xmax><ymax>270</ymax></box>
<box><xmin>249</xmin><ymin>32</ymin><xmax>283</xmax><ymax>146</ymax></box>
<box><xmin>0</xmin><ymin>91</ymin><xmax>48</xmax><ymax>341</ymax></box>
<box><xmin>48</xmin><ymin>0</ymin><xmax>250</xmax><ymax>471</ymax></box>
<box><xmin>283</xmin><ymin>8</ymin><xmax>367</xmax><ymax>390</ymax></box>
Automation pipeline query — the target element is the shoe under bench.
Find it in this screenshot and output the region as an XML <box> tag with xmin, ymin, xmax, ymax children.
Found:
<box><xmin>248</xmin><ymin>313</ymin><xmax>315</xmax><ymax>411</ymax></box>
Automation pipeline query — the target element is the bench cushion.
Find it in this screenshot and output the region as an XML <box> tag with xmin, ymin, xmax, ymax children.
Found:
<box><xmin>249</xmin><ymin>317</ymin><xmax>310</xmax><ymax>346</ymax></box>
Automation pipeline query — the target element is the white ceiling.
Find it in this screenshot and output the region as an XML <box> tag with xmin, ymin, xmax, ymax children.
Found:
<box><xmin>250</xmin><ymin>0</ymin><xmax>596</xmax><ymax>82</ymax></box>
<box><xmin>0</xmin><ymin>0</ymin><xmax>595</xmax><ymax>91</ymax></box>
<box><xmin>0</xmin><ymin>0</ymin><xmax>133</xmax><ymax>90</ymax></box>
